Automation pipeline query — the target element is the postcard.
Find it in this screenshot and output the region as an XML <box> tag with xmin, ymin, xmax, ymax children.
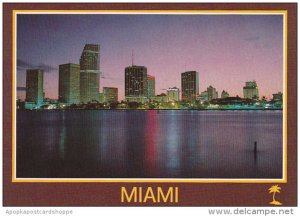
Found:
<box><xmin>2</xmin><ymin>3</ymin><xmax>297</xmax><ymax>207</ymax></box>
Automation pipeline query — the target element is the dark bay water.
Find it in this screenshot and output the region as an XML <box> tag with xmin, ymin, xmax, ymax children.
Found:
<box><xmin>17</xmin><ymin>110</ymin><xmax>283</xmax><ymax>178</ymax></box>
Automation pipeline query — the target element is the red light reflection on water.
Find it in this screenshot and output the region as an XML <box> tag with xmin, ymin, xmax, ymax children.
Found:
<box><xmin>144</xmin><ymin>110</ymin><xmax>159</xmax><ymax>172</ymax></box>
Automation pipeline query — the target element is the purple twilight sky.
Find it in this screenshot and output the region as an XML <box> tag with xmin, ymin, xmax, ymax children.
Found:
<box><xmin>16</xmin><ymin>14</ymin><xmax>283</xmax><ymax>100</ymax></box>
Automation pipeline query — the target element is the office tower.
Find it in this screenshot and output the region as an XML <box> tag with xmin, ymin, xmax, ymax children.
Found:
<box><xmin>243</xmin><ymin>81</ymin><xmax>259</xmax><ymax>99</ymax></box>
<box><xmin>125</xmin><ymin>65</ymin><xmax>148</xmax><ymax>103</ymax></box>
<box><xmin>58</xmin><ymin>63</ymin><xmax>80</xmax><ymax>104</ymax></box>
<box><xmin>103</xmin><ymin>87</ymin><xmax>118</xmax><ymax>103</ymax></box>
<box><xmin>80</xmin><ymin>44</ymin><xmax>100</xmax><ymax>103</ymax></box>
<box><xmin>199</xmin><ymin>90</ymin><xmax>208</xmax><ymax>102</ymax></box>
<box><xmin>167</xmin><ymin>87</ymin><xmax>180</xmax><ymax>102</ymax></box>
<box><xmin>147</xmin><ymin>75</ymin><xmax>155</xmax><ymax>98</ymax></box>
<box><xmin>221</xmin><ymin>90</ymin><xmax>229</xmax><ymax>99</ymax></box>
<box><xmin>25</xmin><ymin>69</ymin><xmax>44</xmax><ymax>105</ymax></box>
<box><xmin>181</xmin><ymin>71</ymin><xmax>199</xmax><ymax>101</ymax></box>
<box><xmin>207</xmin><ymin>86</ymin><xmax>218</xmax><ymax>101</ymax></box>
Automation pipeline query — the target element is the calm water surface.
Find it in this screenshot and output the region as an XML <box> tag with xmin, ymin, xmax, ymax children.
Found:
<box><xmin>17</xmin><ymin>110</ymin><xmax>283</xmax><ymax>178</ymax></box>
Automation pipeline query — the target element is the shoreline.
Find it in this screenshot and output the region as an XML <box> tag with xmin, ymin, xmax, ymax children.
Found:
<box><xmin>16</xmin><ymin>108</ymin><xmax>283</xmax><ymax>111</ymax></box>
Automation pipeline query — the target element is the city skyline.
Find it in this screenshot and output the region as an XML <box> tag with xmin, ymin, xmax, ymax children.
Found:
<box><xmin>17</xmin><ymin>14</ymin><xmax>283</xmax><ymax>100</ymax></box>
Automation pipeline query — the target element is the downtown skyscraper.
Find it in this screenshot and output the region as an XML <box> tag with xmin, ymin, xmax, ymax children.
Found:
<box><xmin>58</xmin><ymin>63</ymin><xmax>80</xmax><ymax>104</ymax></box>
<box><xmin>207</xmin><ymin>85</ymin><xmax>218</xmax><ymax>101</ymax></box>
<box><xmin>80</xmin><ymin>44</ymin><xmax>100</xmax><ymax>103</ymax></box>
<box><xmin>125</xmin><ymin>65</ymin><xmax>148</xmax><ymax>103</ymax></box>
<box><xmin>181</xmin><ymin>71</ymin><xmax>199</xmax><ymax>101</ymax></box>
<box><xmin>243</xmin><ymin>81</ymin><xmax>259</xmax><ymax>99</ymax></box>
<box><xmin>167</xmin><ymin>87</ymin><xmax>180</xmax><ymax>102</ymax></box>
<box><xmin>25</xmin><ymin>69</ymin><xmax>44</xmax><ymax>105</ymax></box>
<box><xmin>147</xmin><ymin>75</ymin><xmax>155</xmax><ymax>98</ymax></box>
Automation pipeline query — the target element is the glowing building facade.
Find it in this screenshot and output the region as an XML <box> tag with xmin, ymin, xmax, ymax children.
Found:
<box><xmin>147</xmin><ymin>75</ymin><xmax>155</xmax><ymax>98</ymax></box>
<box><xmin>125</xmin><ymin>65</ymin><xmax>148</xmax><ymax>103</ymax></box>
<box><xmin>80</xmin><ymin>44</ymin><xmax>100</xmax><ymax>103</ymax></box>
<box><xmin>243</xmin><ymin>81</ymin><xmax>259</xmax><ymax>99</ymax></box>
<box><xmin>59</xmin><ymin>63</ymin><xmax>80</xmax><ymax>104</ymax></box>
<box><xmin>181</xmin><ymin>71</ymin><xmax>199</xmax><ymax>101</ymax></box>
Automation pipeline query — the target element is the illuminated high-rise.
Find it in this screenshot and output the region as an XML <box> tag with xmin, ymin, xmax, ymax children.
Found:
<box><xmin>207</xmin><ymin>85</ymin><xmax>218</xmax><ymax>101</ymax></box>
<box><xmin>167</xmin><ymin>87</ymin><xmax>180</xmax><ymax>102</ymax></box>
<box><xmin>59</xmin><ymin>63</ymin><xmax>80</xmax><ymax>104</ymax></box>
<box><xmin>25</xmin><ymin>69</ymin><xmax>44</xmax><ymax>105</ymax></box>
<box><xmin>181</xmin><ymin>71</ymin><xmax>199</xmax><ymax>101</ymax></box>
<box><xmin>80</xmin><ymin>44</ymin><xmax>100</xmax><ymax>103</ymax></box>
<box><xmin>125</xmin><ymin>65</ymin><xmax>148</xmax><ymax>103</ymax></box>
<box><xmin>243</xmin><ymin>81</ymin><xmax>259</xmax><ymax>99</ymax></box>
<box><xmin>103</xmin><ymin>87</ymin><xmax>118</xmax><ymax>103</ymax></box>
<box><xmin>147</xmin><ymin>75</ymin><xmax>155</xmax><ymax>98</ymax></box>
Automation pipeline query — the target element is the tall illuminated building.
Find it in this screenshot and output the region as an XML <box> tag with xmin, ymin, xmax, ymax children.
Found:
<box><xmin>147</xmin><ymin>75</ymin><xmax>155</xmax><ymax>98</ymax></box>
<box><xmin>207</xmin><ymin>85</ymin><xmax>218</xmax><ymax>101</ymax></box>
<box><xmin>80</xmin><ymin>44</ymin><xmax>100</xmax><ymax>103</ymax></box>
<box><xmin>243</xmin><ymin>81</ymin><xmax>259</xmax><ymax>99</ymax></box>
<box><xmin>103</xmin><ymin>87</ymin><xmax>118</xmax><ymax>103</ymax></box>
<box><xmin>58</xmin><ymin>63</ymin><xmax>80</xmax><ymax>104</ymax></box>
<box><xmin>181</xmin><ymin>71</ymin><xmax>199</xmax><ymax>101</ymax></box>
<box><xmin>167</xmin><ymin>87</ymin><xmax>180</xmax><ymax>102</ymax></box>
<box><xmin>25</xmin><ymin>69</ymin><xmax>44</xmax><ymax>105</ymax></box>
<box><xmin>125</xmin><ymin>65</ymin><xmax>148</xmax><ymax>103</ymax></box>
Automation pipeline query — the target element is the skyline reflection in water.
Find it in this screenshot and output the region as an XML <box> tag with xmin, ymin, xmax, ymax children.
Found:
<box><xmin>17</xmin><ymin>110</ymin><xmax>283</xmax><ymax>178</ymax></box>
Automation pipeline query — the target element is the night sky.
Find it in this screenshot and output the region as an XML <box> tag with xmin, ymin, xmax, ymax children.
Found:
<box><xmin>16</xmin><ymin>13</ymin><xmax>283</xmax><ymax>100</ymax></box>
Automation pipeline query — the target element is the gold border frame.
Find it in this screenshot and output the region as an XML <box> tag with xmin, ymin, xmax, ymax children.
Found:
<box><xmin>12</xmin><ymin>10</ymin><xmax>288</xmax><ymax>183</ymax></box>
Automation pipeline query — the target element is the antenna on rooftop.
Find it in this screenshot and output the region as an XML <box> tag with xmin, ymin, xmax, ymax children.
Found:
<box><xmin>132</xmin><ymin>49</ymin><xmax>134</xmax><ymax>66</ymax></box>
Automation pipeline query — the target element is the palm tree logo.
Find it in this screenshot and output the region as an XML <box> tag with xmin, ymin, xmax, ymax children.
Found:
<box><xmin>268</xmin><ymin>185</ymin><xmax>282</xmax><ymax>206</ymax></box>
